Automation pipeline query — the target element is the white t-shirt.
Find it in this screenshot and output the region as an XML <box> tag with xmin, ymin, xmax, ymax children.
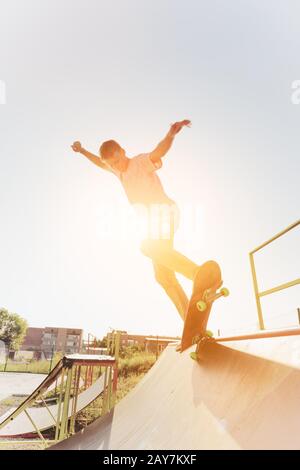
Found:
<box><xmin>112</xmin><ymin>154</ymin><xmax>180</xmax><ymax>238</ymax></box>
<box><xmin>112</xmin><ymin>154</ymin><xmax>175</xmax><ymax>207</ymax></box>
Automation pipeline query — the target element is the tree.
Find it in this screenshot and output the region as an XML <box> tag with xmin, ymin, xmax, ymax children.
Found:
<box><xmin>98</xmin><ymin>336</ymin><xmax>108</xmax><ymax>348</ymax></box>
<box><xmin>0</xmin><ymin>308</ymin><xmax>28</xmax><ymax>350</ymax></box>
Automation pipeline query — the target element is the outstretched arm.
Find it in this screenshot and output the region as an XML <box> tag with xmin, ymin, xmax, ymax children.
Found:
<box><xmin>149</xmin><ymin>119</ymin><xmax>191</xmax><ymax>164</ymax></box>
<box><xmin>71</xmin><ymin>141</ymin><xmax>112</xmax><ymax>172</ymax></box>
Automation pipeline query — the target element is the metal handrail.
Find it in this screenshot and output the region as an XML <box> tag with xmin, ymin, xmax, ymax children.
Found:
<box><xmin>249</xmin><ymin>220</ymin><xmax>300</xmax><ymax>330</ymax></box>
<box><xmin>216</xmin><ymin>327</ymin><xmax>300</xmax><ymax>343</ymax></box>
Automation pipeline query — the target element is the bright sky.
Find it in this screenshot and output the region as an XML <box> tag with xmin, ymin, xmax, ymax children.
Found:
<box><xmin>0</xmin><ymin>0</ymin><xmax>299</xmax><ymax>341</ymax></box>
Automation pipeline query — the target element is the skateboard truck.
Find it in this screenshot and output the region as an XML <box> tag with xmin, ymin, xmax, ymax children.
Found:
<box><xmin>190</xmin><ymin>330</ymin><xmax>215</xmax><ymax>361</ymax></box>
<box><xmin>196</xmin><ymin>287</ymin><xmax>230</xmax><ymax>312</ymax></box>
<box><xmin>179</xmin><ymin>260</ymin><xmax>230</xmax><ymax>356</ymax></box>
<box><xmin>190</xmin><ymin>286</ymin><xmax>230</xmax><ymax>361</ymax></box>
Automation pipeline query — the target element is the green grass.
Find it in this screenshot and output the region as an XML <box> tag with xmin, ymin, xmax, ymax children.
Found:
<box><xmin>0</xmin><ymin>349</ymin><xmax>157</xmax><ymax>376</ymax></box>
<box><xmin>118</xmin><ymin>351</ymin><xmax>156</xmax><ymax>377</ymax></box>
<box><xmin>0</xmin><ymin>354</ymin><xmax>62</xmax><ymax>374</ymax></box>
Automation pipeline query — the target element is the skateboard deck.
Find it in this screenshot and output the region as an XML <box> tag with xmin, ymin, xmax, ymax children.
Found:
<box><xmin>179</xmin><ymin>260</ymin><xmax>229</xmax><ymax>353</ymax></box>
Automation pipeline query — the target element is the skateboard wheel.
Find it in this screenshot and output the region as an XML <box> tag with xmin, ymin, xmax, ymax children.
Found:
<box><xmin>221</xmin><ymin>287</ymin><xmax>230</xmax><ymax>297</ymax></box>
<box><xmin>197</xmin><ymin>300</ymin><xmax>207</xmax><ymax>312</ymax></box>
<box><xmin>205</xmin><ymin>330</ymin><xmax>214</xmax><ymax>338</ymax></box>
<box><xmin>190</xmin><ymin>352</ymin><xmax>198</xmax><ymax>361</ymax></box>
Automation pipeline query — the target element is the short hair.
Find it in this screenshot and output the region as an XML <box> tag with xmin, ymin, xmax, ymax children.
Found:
<box><xmin>99</xmin><ymin>140</ymin><xmax>121</xmax><ymax>160</ymax></box>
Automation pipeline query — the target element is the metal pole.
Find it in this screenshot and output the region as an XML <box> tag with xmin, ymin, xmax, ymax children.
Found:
<box><xmin>24</xmin><ymin>410</ymin><xmax>47</xmax><ymax>445</ymax></box>
<box><xmin>49</xmin><ymin>344</ymin><xmax>55</xmax><ymax>374</ymax></box>
<box><xmin>259</xmin><ymin>279</ymin><xmax>300</xmax><ymax>297</ymax></box>
<box><xmin>107</xmin><ymin>366</ymin><xmax>113</xmax><ymax>411</ymax></box>
<box><xmin>114</xmin><ymin>332</ymin><xmax>121</xmax><ymax>361</ymax></box>
<box><xmin>58</xmin><ymin>366</ymin><xmax>73</xmax><ymax>441</ymax></box>
<box><xmin>112</xmin><ymin>363</ymin><xmax>118</xmax><ymax>408</ymax></box>
<box><xmin>41</xmin><ymin>398</ymin><xmax>58</xmax><ymax>426</ymax></box>
<box><xmin>55</xmin><ymin>367</ymin><xmax>66</xmax><ymax>441</ymax></box>
<box><xmin>216</xmin><ymin>327</ymin><xmax>300</xmax><ymax>343</ymax></box>
<box><xmin>70</xmin><ymin>365</ymin><xmax>81</xmax><ymax>435</ymax></box>
<box><xmin>249</xmin><ymin>252</ymin><xmax>265</xmax><ymax>330</ymax></box>
<box><xmin>250</xmin><ymin>219</ymin><xmax>300</xmax><ymax>255</ymax></box>
<box><xmin>101</xmin><ymin>367</ymin><xmax>109</xmax><ymax>416</ymax></box>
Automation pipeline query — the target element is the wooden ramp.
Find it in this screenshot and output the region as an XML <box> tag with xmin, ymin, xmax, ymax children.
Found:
<box><xmin>0</xmin><ymin>354</ymin><xmax>116</xmax><ymax>439</ymax></box>
<box><xmin>50</xmin><ymin>336</ymin><xmax>300</xmax><ymax>450</ymax></box>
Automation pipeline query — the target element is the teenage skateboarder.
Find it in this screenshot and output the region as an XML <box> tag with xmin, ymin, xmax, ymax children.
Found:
<box><xmin>71</xmin><ymin>120</ymin><xmax>201</xmax><ymax>320</ymax></box>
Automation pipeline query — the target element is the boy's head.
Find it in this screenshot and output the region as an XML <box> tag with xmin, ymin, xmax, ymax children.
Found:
<box><xmin>99</xmin><ymin>140</ymin><xmax>126</xmax><ymax>170</ymax></box>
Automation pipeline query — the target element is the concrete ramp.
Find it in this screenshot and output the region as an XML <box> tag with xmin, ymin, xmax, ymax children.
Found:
<box><xmin>50</xmin><ymin>336</ymin><xmax>300</xmax><ymax>450</ymax></box>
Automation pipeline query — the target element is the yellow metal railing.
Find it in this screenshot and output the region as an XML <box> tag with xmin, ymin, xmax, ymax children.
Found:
<box><xmin>249</xmin><ymin>219</ymin><xmax>300</xmax><ymax>330</ymax></box>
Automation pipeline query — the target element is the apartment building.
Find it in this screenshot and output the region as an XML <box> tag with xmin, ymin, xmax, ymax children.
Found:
<box><xmin>106</xmin><ymin>331</ymin><xmax>180</xmax><ymax>354</ymax></box>
<box><xmin>21</xmin><ymin>326</ymin><xmax>83</xmax><ymax>356</ymax></box>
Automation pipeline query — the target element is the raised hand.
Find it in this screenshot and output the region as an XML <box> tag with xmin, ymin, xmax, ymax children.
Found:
<box><xmin>71</xmin><ymin>141</ymin><xmax>83</xmax><ymax>153</ymax></box>
<box><xmin>169</xmin><ymin>119</ymin><xmax>191</xmax><ymax>137</ymax></box>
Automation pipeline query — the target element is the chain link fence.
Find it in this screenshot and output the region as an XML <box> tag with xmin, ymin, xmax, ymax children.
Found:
<box><xmin>0</xmin><ymin>344</ymin><xmax>62</xmax><ymax>374</ymax></box>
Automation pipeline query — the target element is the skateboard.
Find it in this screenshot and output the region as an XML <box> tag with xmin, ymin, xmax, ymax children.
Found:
<box><xmin>189</xmin><ymin>330</ymin><xmax>215</xmax><ymax>361</ymax></box>
<box><xmin>179</xmin><ymin>260</ymin><xmax>229</xmax><ymax>358</ymax></box>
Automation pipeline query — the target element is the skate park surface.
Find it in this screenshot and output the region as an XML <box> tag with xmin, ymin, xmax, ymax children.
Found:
<box><xmin>0</xmin><ymin>373</ymin><xmax>47</xmax><ymax>404</ymax></box>
<box><xmin>0</xmin><ymin>375</ymin><xmax>105</xmax><ymax>436</ymax></box>
<box><xmin>0</xmin><ymin>355</ymin><xmax>113</xmax><ymax>437</ymax></box>
<box><xmin>50</xmin><ymin>334</ymin><xmax>300</xmax><ymax>450</ymax></box>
